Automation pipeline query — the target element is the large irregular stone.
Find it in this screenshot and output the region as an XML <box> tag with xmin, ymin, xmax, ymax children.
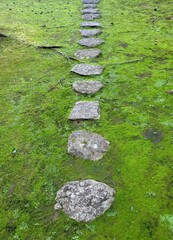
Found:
<box><xmin>67</xmin><ymin>130</ymin><xmax>110</xmax><ymax>160</ymax></box>
<box><xmin>82</xmin><ymin>0</ymin><xmax>100</xmax><ymax>3</ymax></box>
<box><xmin>54</xmin><ymin>179</ymin><xmax>115</xmax><ymax>222</ymax></box>
<box><xmin>73</xmin><ymin>80</ymin><xmax>103</xmax><ymax>94</ymax></box>
<box><xmin>81</xmin><ymin>21</ymin><xmax>102</xmax><ymax>27</ymax></box>
<box><xmin>82</xmin><ymin>13</ymin><xmax>100</xmax><ymax>21</ymax></box>
<box><xmin>69</xmin><ymin>101</ymin><xmax>100</xmax><ymax>120</ymax></box>
<box><xmin>83</xmin><ymin>3</ymin><xmax>97</xmax><ymax>8</ymax></box>
<box><xmin>78</xmin><ymin>38</ymin><xmax>104</xmax><ymax>47</ymax></box>
<box><xmin>75</xmin><ymin>49</ymin><xmax>101</xmax><ymax>59</ymax></box>
<box><xmin>82</xmin><ymin>8</ymin><xmax>99</xmax><ymax>14</ymax></box>
<box><xmin>71</xmin><ymin>64</ymin><xmax>103</xmax><ymax>76</ymax></box>
<box><xmin>80</xmin><ymin>29</ymin><xmax>101</xmax><ymax>37</ymax></box>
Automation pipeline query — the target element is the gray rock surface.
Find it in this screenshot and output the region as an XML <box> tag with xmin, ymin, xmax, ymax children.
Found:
<box><xmin>73</xmin><ymin>80</ymin><xmax>103</xmax><ymax>94</ymax></box>
<box><xmin>71</xmin><ymin>64</ymin><xmax>103</xmax><ymax>76</ymax></box>
<box><xmin>83</xmin><ymin>4</ymin><xmax>97</xmax><ymax>8</ymax></box>
<box><xmin>69</xmin><ymin>101</ymin><xmax>100</xmax><ymax>120</ymax></box>
<box><xmin>75</xmin><ymin>49</ymin><xmax>101</xmax><ymax>59</ymax></box>
<box><xmin>82</xmin><ymin>8</ymin><xmax>99</xmax><ymax>14</ymax></box>
<box><xmin>78</xmin><ymin>38</ymin><xmax>104</xmax><ymax>47</ymax></box>
<box><xmin>82</xmin><ymin>0</ymin><xmax>100</xmax><ymax>3</ymax></box>
<box><xmin>81</xmin><ymin>21</ymin><xmax>102</xmax><ymax>27</ymax></box>
<box><xmin>82</xmin><ymin>13</ymin><xmax>100</xmax><ymax>21</ymax></box>
<box><xmin>68</xmin><ymin>130</ymin><xmax>110</xmax><ymax>160</ymax></box>
<box><xmin>54</xmin><ymin>179</ymin><xmax>115</xmax><ymax>222</ymax></box>
<box><xmin>80</xmin><ymin>29</ymin><xmax>101</xmax><ymax>37</ymax></box>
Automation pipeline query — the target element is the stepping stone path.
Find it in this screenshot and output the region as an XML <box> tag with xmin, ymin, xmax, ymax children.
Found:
<box><xmin>75</xmin><ymin>49</ymin><xmax>101</xmax><ymax>59</ymax></box>
<box><xmin>69</xmin><ymin>101</ymin><xmax>100</xmax><ymax>120</ymax></box>
<box><xmin>80</xmin><ymin>21</ymin><xmax>102</xmax><ymax>27</ymax></box>
<box><xmin>78</xmin><ymin>37</ymin><xmax>104</xmax><ymax>47</ymax></box>
<box><xmin>73</xmin><ymin>80</ymin><xmax>103</xmax><ymax>94</ymax></box>
<box><xmin>54</xmin><ymin>180</ymin><xmax>115</xmax><ymax>222</ymax></box>
<box><xmin>80</xmin><ymin>29</ymin><xmax>101</xmax><ymax>37</ymax></box>
<box><xmin>54</xmin><ymin>0</ymin><xmax>115</xmax><ymax>222</ymax></box>
<box><xmin>71</xmin><ymin>64</ymin><xmax>103</xmax><ymax>76</ymax></box>
<box><xmin>68</xmin><ymin>131</ymin><xmax>109</xmax><ymax>160</ymax></box>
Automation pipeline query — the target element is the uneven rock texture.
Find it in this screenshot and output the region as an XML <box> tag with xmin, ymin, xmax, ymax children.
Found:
<box><xmin>82</xmin><ymin>8</ymin><xmax>99</xmax><ymax>14</ymax></box>
<box><xmin>73</xmin><ymin>80</ymin><xmax>103</xmax><ymax>94</ymax></box>
<box><xmin>68</xmin><ymin>130</ymin><xmax>110</xmax><ymax>160</ymax></box>
<box><xmin>75</xmin><ymin>49</ymin><xmax>101</xmax><ymax>59</ymax></box>
<box><xmin>69</xmin><ymin>101</ymin><xmax>100</xmax><ymax>120</ymax></box>
<box><xmin>54</xmin><ymin>179</ymin><xmax>115</xmax><ymax>222</ymax></box>
<box><xmin>83</xmin><ymin>4</ymin><xmax>97</xmax><ymax>8</ymax></box>
<box><xmin>78</xmin><ymin>38</ymin><xmax>104</xmax><ymax>47</ymax></box>
<box><xmin>82</xmin><ymin>0</ymin><xmax>100</xmax><ymax>3</ymax></box>
<box><xmin>80</xmin><ymin>21</ymin><xmax>102</xmax><ymax>27</ymax></box>
<box><xmin>82</xmin><ymin>13</ymin><xmax>100</xmax><ymax>21</ymax></box>
<box><xmin>71</xmin><ymin>64</ymin><xmax>103</xmax><ymax>76</ymax></box>
<box><xmin>80</xmin><ymin>29</ymin><xmax>101</xmax><ymax>37</ymax></box>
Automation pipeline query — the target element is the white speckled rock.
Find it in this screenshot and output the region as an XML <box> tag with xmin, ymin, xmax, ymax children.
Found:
<box><xmin>82</xmin><ymin>0</ymin><xmax>100</xmax><ymax>3</ymax></box>
<box><xmin>82</xmin><ymin>13</ymin><xmax>100</xmax><ymax>20</ymax></box>
<box><xmin>75</xmin><ymin>49</ymin><xmax>101</xmax><ymax>59</ymax></box>
<box><xmin>80</xmin><ymin>22</ymin><xmax>102</xmax><ymax>27</ymax></box>
<box><xmin>82</xmin><ymin>8</ymin><xmax>99</xmax><ymax>14</ymax></box>
<box><xmin>73</xmin><ymin>80</ymin><xmax>103</xmax><ymax>94</ymax></box>
<box><xmin>78</xmin><ymin>38</ymin><xmax>104</xmax><ymax>47</ymax></box>
<box><xmin>71</xmin><ymin>64</ymin><xmax>103</xmax><ymax>76</ymax></box>
<box><xmin>80</xmin><ymin>29</ymin><xmax>101</xmax><ymax>37</ymax></box>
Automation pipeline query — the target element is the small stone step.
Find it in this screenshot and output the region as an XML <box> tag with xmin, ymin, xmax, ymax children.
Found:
<box><xmin>54</xmin><ymin>179</ymin><xmax>115</xmax><ymax>222</ymax></box>
<box><xmin>82</xmin><ymin>0</ymin><xmax>100</xmax><ymax>3</ymax></box>
<box><xmin>75</xmin><ymin>49</ymin><xmax>101</xmax><ymax>59</ymax></box>
<box><xmin>71</xmin><ymin>64</ymin><xmax>103</xmax><ymax>76</ymax></box>
<box><xmin>81</xmin><ymin>21</ymin><xmax>102</xmax><ymax>27</ymax></box>
<box><xmin>82</xmin><ymin>13</ymin><xmax>100</xmax><ymax>21</ymax></box>
<box><xmin>83</xmin><ymin>3</ymin><xmax>97</xmax><ymax>8</ymax></box>
<box><xmin>78</xmin><ymin>38</ymin><xmax>104</xmax><ymax>47</ymax></box>
<box><xmin>73</xmin><ymin>80</ymin><xmax>103</xmax><ymax>94</ymax></box>
<box><xmin>80</xmin><ymin>29</ymin><xmax>101</xmax><ymax>37</ymax></box>
<box><xmin>67</xmin><ymin>130</ymin><xmax>109</xmax><ymax>160</ymax></box>
<box><xmin>82</xmin><ymin>8</ymin><xmax>99</xmax><ymax>14</ymax></box>
<box><xmin>69</xmin><ymin>101</ymin><xmax>100</xmax><ymax>120</ymax></box>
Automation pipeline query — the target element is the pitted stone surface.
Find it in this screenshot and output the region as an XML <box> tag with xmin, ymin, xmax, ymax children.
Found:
<box><xmin>82</xmin><ymin>13</ymin><xmax>100</xmax><ymax>21</ymax></box>
<box><xmin>82</xmin><ymin>8</ymin><xmax>99</xmax><ymax>14</ymax></box>
<box><xmin>71</xmin><ymin>64</ymin><xmax>103</xmax><ymax>76</ymax></box>
<box><xmin>80</xmin><ymin>29</ymin><xmax>101</xmax><ymax>37</ymax></box>
<box><xmin>69</xmin><ymin>101</ymin><xmax>100</xmax><ymax>120</ymax></box>
<box><xmin>73</xmin><ymin>80</ymin><xmax>103</xmax><ymax>94</ymax></box>
<box><xmin>81</xmin><ymin>21</ymin><xmax>101</xmax><ymax>27</ymax></box>
<box><xmin>54</xmin><ymin>179</ymin><xmax>115</xmax><ymax>222</ymax></box>
<box><xmin>84</xmin><ymin>3</ymin><xmax>97</xmax><ymax>8</ymax></box>
<box><xmin>78</xmin><ymin>38</ymin><xmax>104</xmax><ymax>47</ymax></box>
<box><xmin>83</xmin><ymin>0</ymin><xmax>100</xmax><ymax>3</ymax></box>
<box><xmin>67</xmin><ymin>130</ymin><xmax>109</xmax><ymax>160</ymax></box>
<box><xmin>75</xmin><ymin>49</ymin><xmax>101</xmax><ymax>59</ymax></box>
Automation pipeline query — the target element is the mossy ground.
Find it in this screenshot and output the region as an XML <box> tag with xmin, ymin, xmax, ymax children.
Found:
<box><xmin>0</xmin><ymin>0</ymin><xmax>173</xmax><ymax>239</ymax></box>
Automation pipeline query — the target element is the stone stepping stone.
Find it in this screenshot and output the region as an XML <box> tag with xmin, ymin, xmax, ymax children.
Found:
<box><xmin>83</xmin><ymin>3</ymin><xmax>97</xmax><ymax>8</ymax></box>
<box><xmin>82</xmin><ymin>8</ymin><xmax>99</xmax><ymax>14</ymax></box>
<box><xmin>73</xmin><ymin>80</ymin><xmax>103</xmax><ymax>94</ymax></box>
<box><xmin>71</xmin><ymin>64</ymin><xmax>103</xmax><ymax>76</ymax></box>
<box><xmin>81</xmin><ymin>21</ymin><xmax>102</xmax><ymax>27</ymax></box>
<box><xmin>75</xmin><ymin>49</ymin><xmax>101</xmax><ymax>59</ymax></box>
<box><xmin>80</xmin><ymin>29</ymin><xmax>101</xmax><ymax>37</ymax></box>
<box><xmin>82</xmin><ymin>0</ymin><xmax>100</xmax><ymax>3</ymax></box>
<box><xmin>67</xmin><ymin>130</ymin><xmax>109</xmax><ymax>160</ymax></box>
<box><xmin>69</xmin><ymin>101</ymin><xmax>100</xmax><ymax>120</ymax></box>
<box><xmin>82</xmin><ymin>13</ymin><xmax>100</xmax><ymax>21</ymax></box>
<box><xmin>78</xmin><ymin>38</ymin><xmax>104</xmax><ymax>47</ymax></box>
<box><xmin>54</xmin><ymin>179</ymin><xmax>115</xmax><ymax>222</ymax></box>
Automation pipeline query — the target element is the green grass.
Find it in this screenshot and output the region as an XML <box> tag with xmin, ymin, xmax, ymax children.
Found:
<box><xmin>0</xmin><ymin>0</ymin><xmax>173</xmax><ymax>239</ymax></box>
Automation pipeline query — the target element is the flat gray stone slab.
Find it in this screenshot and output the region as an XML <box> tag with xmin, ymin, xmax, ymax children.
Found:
<box><xmin>82</xmin><ymin>13</ymin><xmax>100</xmax><ymax>21</ymax></box>
<box><xmin>83</xmin><ymin>3</ymin><xmax>97</xmax><ymax>8</ymax></box>
<box><xmin>82</xmin><ymin>8</ymin><xmax>99</xmax><ymax>14</ymax></box>
<box><xmin>81</xmin><ymin>21</ymin><xmax>102</xmax><ymax>27</ymax></box>
<box><xmin>69</xmin><ymin>101</ymin><xmax>100</xmax><ymax>120</ymax></box>
<box><xmin>75</xmin><ymin>49</ymin><xmax>101</xmax><ymax>59</ymax></box>
<box><xmin>73</xmin><ymin>80</ymin><xmax>103</xmax><ymax>94</ymax></box>
<box><xmin>78</xmin><ymin>38</ymin><xmax>104</xmax><ymax>47</ymax></box>
<box><xmin>54</xmin><ymin>179</ymin><xmax>115</xmax><ymax>222</ymax></box>
<box><xmin>67</xmin><ymin>130</ymin><xmax>109</xmax><ymax>160</ymax></box>
<box><xmin>83</xmin><ymin>0</ymin><xmax>100</xmax><ymax>3</ymax></box>
<box><xmin>80</xmin><ymin>29</ymin><xmax>101</xmax><ymax>37</ymax></box>
<box><xmin>71</xmin><ymin>64</ymin><xmax>103</xmax><ymax>76</ymax></box>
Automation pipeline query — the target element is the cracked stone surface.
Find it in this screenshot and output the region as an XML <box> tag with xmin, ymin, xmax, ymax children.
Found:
<box><xmin>67</xmin><ymin>130</ymin><xmax>110</xmax><ymax>160</ymax></box>
<box><xmin>78</xmin><ymin>38</ymin><xmax>104</xmax><ymax>47</ymax></box>
<box><xmin>80</xmin><ymin>29</ymin><xmax>101</xmax><ymax>37</ymax></box>
<box><xmin>54</xmin><ymin>179</ymin><xmax>115</xmax><ymax>222</ymax></box>
<box><xmin>83</xmin><ymin>3</ymin><xmax>97</xmax><ymax>8</ymax></box>
<box><xmin>75</xmin><ymin>49</ymin><xmax>101</xmax><ymax>59</ymax></box>
<box><xmin>71</xmin><ymin>64</ymin><xmax>103</xmax><ymax>76</ymax></box>
<box><xmin>69</xmin><ymin>101</ymin><xmax>100</xmax><ymax>120</ymax></box>
<box><xmin>82</xmin><ymin>0</ymin><xmax>100</xmax><ymax>3</ymax></box>
<box><xmin>82</xmin><ymin>8</ymin><xmax>99</xmax><ymax>14</ymax></box>
<box><xmin>81</xmin><ymin>21</ymin><xmax>102</xmax><ymax>27</ymax></box>
<box><xmin>82</xmin><ymin>13</ymin><xmax>100</xmax><ymax>20</ymax></box>
<box><xmin>73</xmin><ymin>80</ymin><xmax>103</xmax><ymax>94</ymax></box>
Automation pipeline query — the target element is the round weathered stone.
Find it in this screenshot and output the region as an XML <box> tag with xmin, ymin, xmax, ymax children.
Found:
<box><xmin>82</xmin><ymin>13</ymin><xmax>100</xmax><ymax>21</ymax></box>
<box><xmin>81</xmin><ymin>21</ymin><xmax>102</xmax><ymax>27</ymax></box>
<box><xmin>54</xmin><ymin>179</ymin><xmax>115</xmax><ymax>222</ymax></box>
<box><xmin>73</xmin><ymin>80</ymin><xmax>103</xmax><ymax>94</ymax></box>
<box><xmin>75</xmin><ymin>49</ymin><xmax>101</xmax><ymax>59</ymax></box>
<box><xmin>67</xmin><ymin>130</ymin><xmax>110</xmax><ymax>160</ymax></box>
<box><xmin>82</xmin><ymin>8</ymin><xmax>99</xmax><ymax>14</ymax></box>
<box><xmin>78</xmin><ymin>38</ymin><xmax>104</xmax><ymax>47</ymax></box>
<box><xmin>80</xmin><ymin>29</ymin><xmax>101</xmax><ymax>37</ymax></box>
<box><xmin>82</xmin><ymin>0</ymin><xmax>100</xmax><ymax>3</ymax></box>
<box><xmin>69</xmin><ymin>101</ymin><xmax>100</xmax><ymax>120</ymax></box>
<box><xmin>71</xmin><ymin>64</ymin><xmax>103</xmax><ymax>76</ymax></box>
<box><xmin>83</xmin><ymin>3</ymin><xmax>97</xmax><ymax>8</ymax></box>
